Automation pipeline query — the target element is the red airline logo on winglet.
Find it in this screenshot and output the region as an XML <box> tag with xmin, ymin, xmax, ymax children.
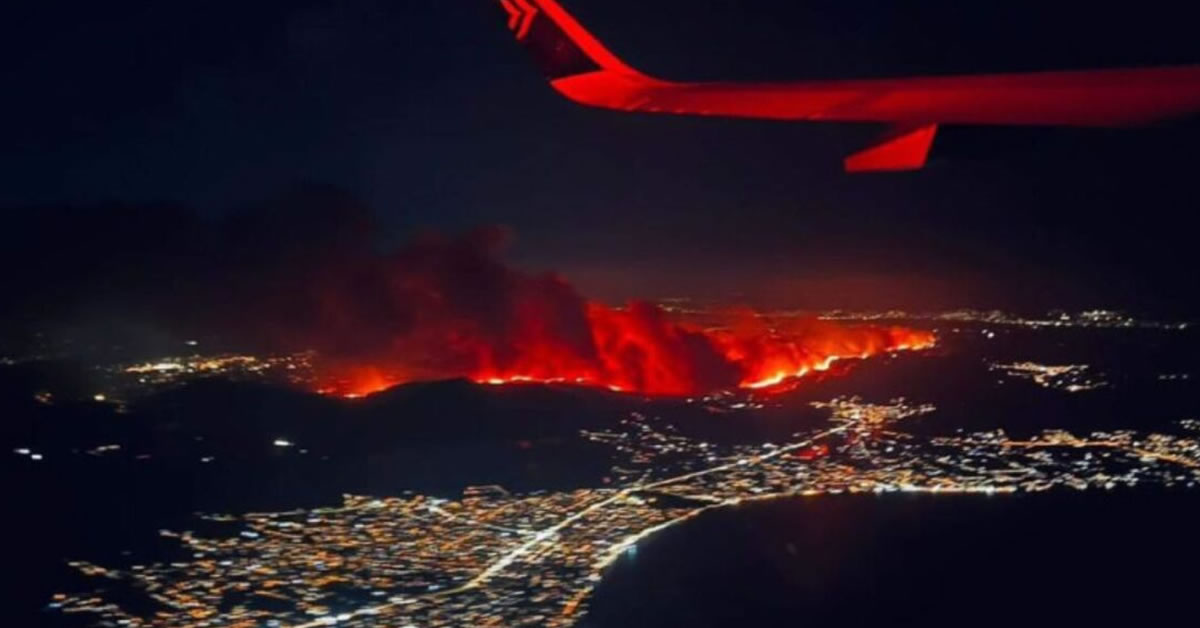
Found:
<box><xmin>500</xmin><ymin>0</ymin><xmax>539</xmax><ymax>41</ymax></box>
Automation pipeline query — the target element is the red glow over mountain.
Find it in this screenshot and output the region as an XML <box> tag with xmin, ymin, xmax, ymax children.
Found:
<box><xmin>475</xmin><ymin>303</ymin><xmax>934</xmax><ymax>395</ymax></box>
<box><xmin>318</xmin><ymin>301</ymin><xmax>934</xmax><ymax>398</ymax></box>
<box><xmin>295</xmin><ymin>229</ymin><xmax>933</xmax><ymax>399</ymax></box>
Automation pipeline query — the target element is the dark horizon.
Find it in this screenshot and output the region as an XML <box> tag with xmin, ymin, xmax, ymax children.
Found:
<box><xmin>5</xmin><ymin>0</ymin><xmax>1200</xmax><ymax>327</ymax></box>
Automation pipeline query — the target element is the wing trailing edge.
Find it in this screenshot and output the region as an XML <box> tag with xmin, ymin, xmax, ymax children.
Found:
<box><xmin>496</xmin><ymin>0</ymin><xmax>1200</xmax><ymax>172</ymax></box>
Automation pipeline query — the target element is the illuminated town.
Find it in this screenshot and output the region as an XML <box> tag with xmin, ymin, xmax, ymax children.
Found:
<box><xmin>990</xmin><ymin>362</ymin><xmax>1108</xmax><ymax>392</ymax></box>
<box><xmin>111</xmin><ymin>352</ymin><xmax>321</xmax><ymax>398</ymax></box>
<box><xmin>50</xmin><ymin>393</ymin><xmax>1200</xmax><ymax>627</ymax></box>
<box><xmin>817</xmin><ymin>308</ymin><xmax>1191</xmax><ymax>330</ymax></box>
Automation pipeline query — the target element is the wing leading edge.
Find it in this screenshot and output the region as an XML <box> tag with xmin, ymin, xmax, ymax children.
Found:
<box><xmin>497</xmin><ymin>0</ymin><xmax>1200</xmax><ymax>172</ymax></box>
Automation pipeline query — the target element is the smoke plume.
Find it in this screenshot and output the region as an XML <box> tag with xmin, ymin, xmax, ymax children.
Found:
<box><xmin>0</xmin><ymin>186</ymin><xmax>933</xmax><ymax>396</ymax></box>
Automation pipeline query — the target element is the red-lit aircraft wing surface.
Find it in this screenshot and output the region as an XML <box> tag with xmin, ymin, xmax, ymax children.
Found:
<box><xmin>497</xmin><ymin>0</ymin><xmax>1200</xmax><ymax>171</ymax></box>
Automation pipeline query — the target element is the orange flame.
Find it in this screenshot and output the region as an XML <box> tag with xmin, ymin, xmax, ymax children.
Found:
<box><xmin>301</xmin><ymin>231</ymin><xmax>934</xmax><ymax>399</ymax></box>
<box><xmin>317</xmin><ymin>301</ymin><xmax>935</xmax><ymax>398</ymax></box>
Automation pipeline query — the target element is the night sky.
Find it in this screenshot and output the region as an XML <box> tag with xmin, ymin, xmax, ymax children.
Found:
<box><xmin>4</xmin><ymin>0</ymin><xmax>1200</xmax><ymax>312</ymax></box>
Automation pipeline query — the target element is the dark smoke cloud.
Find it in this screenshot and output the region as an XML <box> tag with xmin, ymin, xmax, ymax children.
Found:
<box><xmin>0</xmin><ymin>188</ymin><xmax>503</xmax><ymax>341</ymax></box>
<box><xmin>1</xmin><ymin>186</ymin><xmax>389</xmax><ymax>355</ymax></box>
<box><xmin>0</xmin><ymin>186</ymin><xmax>934</xmax><ymax>396</ymax></box>
<box><xmin>0</xmin><ymin>186</ymin><xmax>628</xmax><ymax>379</ymax></box>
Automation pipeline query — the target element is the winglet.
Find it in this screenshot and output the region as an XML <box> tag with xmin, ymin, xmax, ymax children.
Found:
<box><xmin>844</xmin><ymin>124</ymin><xmax>940</xmax><ymax>173</ymax></box>
<box><xmin>496</xmin><ymin>0</ymin><xmax>643</xmax><ymax>80</ymax></box>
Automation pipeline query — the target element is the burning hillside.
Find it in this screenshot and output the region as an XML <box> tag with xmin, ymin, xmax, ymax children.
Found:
<box><xmin>311</xmin><ymin>230</ymin><xmax>935</xmax><ymax>398</ymax></box>
<box><xmin>0</xmin><ymin>191</ymin><xmax>933</xmax><ymax>397</ymax></box>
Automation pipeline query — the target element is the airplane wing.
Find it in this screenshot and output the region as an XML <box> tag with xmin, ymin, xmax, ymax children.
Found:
<box><xmin>496</xmin><ymin>0</ymin><xmax>1200</xmax><ymax>172</ymax></box>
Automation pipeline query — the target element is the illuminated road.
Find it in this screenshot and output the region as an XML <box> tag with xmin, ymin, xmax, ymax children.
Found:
<box><xmin>470</xmin><ymin>424</ymin><xmax>853</xmax><ymax>585</ymax></box>
<box><xmin>277</xmin><ymin>417</ymin><xmax>1200</xmax><ymax>628</ymax></box>
<box><xmin>289</xmin><ymin>418</ymin><xmax>1200</xmax><ymax>628</ymax></box>
<box><xmin>287</xmin><ymin>424</ymin><xmax>851</xmax><ymax>628</ymax></box>
<box><xmin>58</xmin><ymin>391</ymin><xmax>1200</xmax><ymax>628</ymax></box>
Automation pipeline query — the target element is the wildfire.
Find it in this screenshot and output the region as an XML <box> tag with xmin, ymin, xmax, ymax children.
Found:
<box><xmin>318</xmin><ymin>301</ymin><xmax>934</xmax><ymax>398</ymax></box>
<box><xmin>297</xmin><ymin>229</ymin><xmax>935</xmax><ymax>399</ymax></box>
<box><xmin>318</xmin><ymin>366</ymin><xmax>402</xmax><ymax>399</ymax></box>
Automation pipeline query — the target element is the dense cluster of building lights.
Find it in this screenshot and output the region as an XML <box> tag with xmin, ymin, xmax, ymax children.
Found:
<box><xmin>51</xmin><ymin>397</ymin><xmax>1200</xmax><ymax>627</ymax></box>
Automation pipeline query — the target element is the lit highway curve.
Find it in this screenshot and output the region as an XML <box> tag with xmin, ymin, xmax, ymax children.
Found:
<box><xmin>286</xmin><ymin>423</ymin><xmax>853</xmax><ymax>628</ymax></box>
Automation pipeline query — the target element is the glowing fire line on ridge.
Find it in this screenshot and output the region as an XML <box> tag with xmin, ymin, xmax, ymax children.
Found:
<box><xmin>319</xmin><ymin>301</ymin><xmax>936</xmax><ymax>399</ymax></box>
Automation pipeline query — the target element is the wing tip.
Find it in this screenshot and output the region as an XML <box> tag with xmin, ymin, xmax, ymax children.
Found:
<box><xmin>497</xmin><ymin>0</ymin><xmax>645</xmax><ymax>81</ymax></box>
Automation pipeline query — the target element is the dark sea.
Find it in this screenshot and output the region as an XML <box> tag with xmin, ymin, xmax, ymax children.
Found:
<box><xmin>585</xmin><ymin>491</ymin><xmax>1200</xmax><ymax>628</ymax></box>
